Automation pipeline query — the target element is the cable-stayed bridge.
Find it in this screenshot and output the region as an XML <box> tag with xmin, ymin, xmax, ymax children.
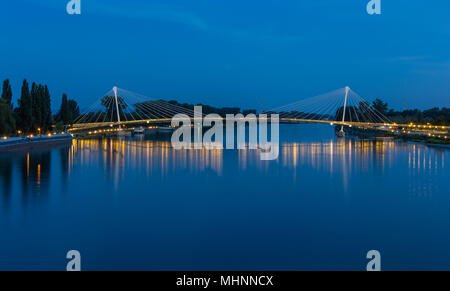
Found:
<box><xmin>68</xmin><ymin>86</ymin><xmax>401</xmax><ymax>135</ymax></box>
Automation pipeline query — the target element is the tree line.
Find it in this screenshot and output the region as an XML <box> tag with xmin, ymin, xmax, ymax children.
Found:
<box><xmin>167</xmin><ymin>100</ymin><xmax>256</xmax><ymax>117</ymax></box>
<box><xmin>332</xmin><ymin>98</ymin><xmax>450</xmax><ymax>125</ymax></box>
<box><xmin>372</xmin><ymin>99</ymin><xmax>450</xmax><ymax>125</ymax></box>
<box><xmin>0</xmin><ymin>79</ymin><xmax>80</xmax><ymax>136</ymax></box>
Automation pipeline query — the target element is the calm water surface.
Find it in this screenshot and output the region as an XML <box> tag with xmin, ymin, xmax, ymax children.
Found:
<box><xmin>1</xmin><ymin>124</ymin><xmax>449</xmax><ymax>270</ymax></box>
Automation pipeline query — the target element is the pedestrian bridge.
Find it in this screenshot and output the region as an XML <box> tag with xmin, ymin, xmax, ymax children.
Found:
<box><xmin>68</xmin><ymin>86</ymin><xmax>395</xmax><ymax>134</ymax></box>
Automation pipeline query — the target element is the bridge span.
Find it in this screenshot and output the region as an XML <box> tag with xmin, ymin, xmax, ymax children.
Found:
<box><xmin>67</xmin><ymin>86</ymin><xmax>449</xmax><ymax>139</ymax></box>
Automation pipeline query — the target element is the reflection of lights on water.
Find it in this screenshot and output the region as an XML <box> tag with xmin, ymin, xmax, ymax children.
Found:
<box><xmin>70</xmin><ymin>138</ymin><xmax>446</xmax><ymax>196</ymax></box>
<box><xmin>27</xmin><ymin>153</ymin><xmax>30</xmax><ymax>178</ymax></box>
<box><xmin>37</xmin><ymin>164</ymin><xmax>41</xmax><ymax>185</ymax></box>
<box><xmin>73</xmin><ymin>139</ymin><xmax>224</xmax><ymax>177</ymax></box>
<box><xmin>280</xmin><ymin>139</ymin><xmax>418</xmax><ymax>172</ymax></box>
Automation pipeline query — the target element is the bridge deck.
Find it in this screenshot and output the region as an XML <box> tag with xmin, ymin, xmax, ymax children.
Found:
<box><xmin>68</xmin><ymin>117</ymin><xmax>448</xmax><ymax>133</ymax></box>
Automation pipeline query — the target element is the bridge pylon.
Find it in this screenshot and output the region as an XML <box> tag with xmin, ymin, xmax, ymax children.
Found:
<box><xmin>337</xmin><ymin>86</ymin><xmax>350</xmax><ymax>137</ymax></box>
<box><xmin>113</xmin><ymin>86</ymin><xmax>122</xmax><ymax>131</ymax></box>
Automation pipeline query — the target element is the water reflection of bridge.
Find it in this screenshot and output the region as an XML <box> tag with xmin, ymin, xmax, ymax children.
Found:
<box><xmin>0</xmin><ymin>138</ymin><xmax>447</xmax><ymax>209</ymax></box>
<box><xmin>74</xmin><ymin>138</ymin><xmax>224</xmax><ymax>177</ymax></box>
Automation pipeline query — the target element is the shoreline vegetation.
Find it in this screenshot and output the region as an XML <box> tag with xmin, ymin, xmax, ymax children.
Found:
<box><xmin>371</xmin><ymin>98</ymin><xmax>450</xmax><ymax>126</ymax></box>
<box><xmin>344</xmin><ymin>126</ymin><xmax>450</xmax><ymax>146</ymax></box>
<box><xmin>0</xmin><ymin>79</ymin><xmax>80</xmax><ymax>137</ymax></box>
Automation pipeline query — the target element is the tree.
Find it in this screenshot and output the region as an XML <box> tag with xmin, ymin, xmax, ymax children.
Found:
<box><xmin>68</xmin><ymin>99</ymin><xmax>80</xmax><ymax>123</ymax></box>
<box><xmin>31</xmin><ymin>82</ymin><xmax>42</xmax><ymax>130</ymax></box>
<box><xmin>42</xmin><ymin>85</ymin><xmax>52</xmax><ymax>131</ymax></box>
<box><xmin>0</xmin><ymin>79</ymin><xmax>15</xmax><ymax>134</ymax></box>
<box><xmin>57</xmin><ymin>95</ymin><xmax>80</xmax><ymax>125</ymax></box>
<box><xmin>15</xmin><ymin>79</ymin><xmax>33</xmax><ymax>132</ymax></box>
<box><xmin>358</xmin><ymin>101</ymin><xmax>378</xmax><ymax>122</ymax></box>
<box><xmin>58</xmin><ymin>93</ymin><xmax>70</xmax><ymax>124</ymax></box>
<box><xmin>1</xmin><ymin>79</ymin><xmax>13</xmax><ymax>106</ymax></box>
<box><xmin>372</xmin><ymin>99</ymin><xmax>389</xmax><ymax>116</ymax></box>
<box><xmin>28</xmin><ymin>83</ymin><xmax>52</xmax><ymax>132</ymax></box>
<box><xmin>0</xmin><ymin>99</ymin><xmax>16</xmax><ymax>135</ymax></box>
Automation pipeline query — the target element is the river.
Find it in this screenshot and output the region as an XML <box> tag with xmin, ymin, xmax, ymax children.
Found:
<box><xmin>0</xmin><ymin>124</ymin><xmax>449</xmax><ymax>270</ymax></box>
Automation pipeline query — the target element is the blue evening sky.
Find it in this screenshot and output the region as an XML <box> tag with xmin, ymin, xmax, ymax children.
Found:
<box><xmin>1</xmin><ymin>0</ymin><xmax>449</xmax><ymax>111</ymax></box>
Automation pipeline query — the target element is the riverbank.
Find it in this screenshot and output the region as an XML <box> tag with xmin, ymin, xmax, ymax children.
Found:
<box><xmin>0</xmin><ymin>134</ymin><xmax>74</xmax><ymax>152</ymax></box>
<box><xmin>344</xmin><ymin>126</ymin><xmax>450</xmax><ymax>147</ymax></box>
<box><xmin>71</xmin><ymin>126</ymin><xmax>176</xmax><ymax>138</ymax></box>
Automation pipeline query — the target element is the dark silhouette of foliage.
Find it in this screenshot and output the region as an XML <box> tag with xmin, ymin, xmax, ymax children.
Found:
<box><xmin>0</xmin><ymin>79</ymin><xmax>15</xmax><ymax>134</ymax></box>
<box><xmin>1</xmin><ymin>79</ymin><xmax>12</xmax><ymax>106</ymax></box>
<box><xmin>372</xmin><ymin>99</ymin><xmax>389</xmax><ymax>116</ymax></box>
<box><xmin>68</xmin><ymin>99</ymin><xmax>80</xmax><ymax>122</ymax></box>
<box><xmin>58</xmin><ymin>94</ymin><xmax>70</xmax><ymax>124</ymax></box>
<box><xmin>56</xmin><ymin>94</ymin><xmax>80</xmax><ymax>125</ymax></box>
<box><xmin>0</xmin><ymin>99</ymin><xmax>16</xmax><ymax>135</ymax></box>
<box><xmin>15</xmin><ymin>79</ymin><xmax>33</xmax><ymax>132</ymax></box>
